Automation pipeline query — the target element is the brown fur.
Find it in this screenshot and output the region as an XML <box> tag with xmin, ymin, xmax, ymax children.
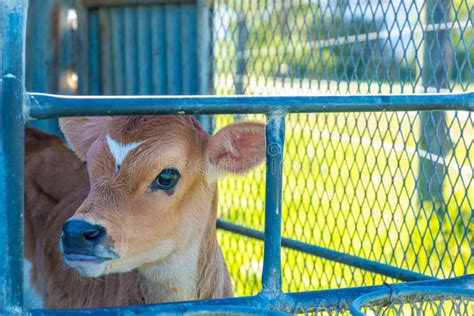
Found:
<box><xmin>25</xmin><ymin>128</ymin><xmax>148</xmax><ymax>308</ymax></box>
<box><xmin>24</xmin><ymin>116</ymin><xmax>264</xmax><ymax>309</ymax></box>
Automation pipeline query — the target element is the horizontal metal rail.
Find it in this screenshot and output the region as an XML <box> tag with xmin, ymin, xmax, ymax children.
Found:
<box><xmin>27</xmin><ymin>91</ymin><xmax>474</xmax><ymax>119</ymax></box>
<box><xmin>217</xmin><ymin>219</ymin><xmax>435</xmax><ymax>282</ymax></box>
<box><xmin>29</xmin><ymin>275</ymin><xmax>474</xmax><ymax>315</ymax></box>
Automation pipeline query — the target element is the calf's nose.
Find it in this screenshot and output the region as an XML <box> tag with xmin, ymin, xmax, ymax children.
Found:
<box><xmin>62</xmin><ymin>219</ymin><xmax>106</xmax><ymax>250</ymax></box>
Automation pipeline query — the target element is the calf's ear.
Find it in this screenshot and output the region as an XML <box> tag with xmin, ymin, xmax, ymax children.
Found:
<box><xmin>206</xmin><ymin>121</ymin><xmax>266</xmax><ymax>177</ymax></box>
<box><xmin>59</xmin><ymin>117</ymin><xmax>111</xmax><ymax>161</ymax></box>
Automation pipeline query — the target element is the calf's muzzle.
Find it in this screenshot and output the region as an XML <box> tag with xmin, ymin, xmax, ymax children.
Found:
<box><xmin>61</xmin><ymin>219</ymin><xmax>114</xmax><ymax>262</ymax></box>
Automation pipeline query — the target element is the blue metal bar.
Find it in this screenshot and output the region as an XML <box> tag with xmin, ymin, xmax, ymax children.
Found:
<box><xmin>87</xmin><ymin>9</ymin><xmax>101</xmax><ymax>94</ymax></box>
<box><xmin>28</xmin><ymin>275</ymin><xmax>474</xmax><ymax>315</ymax></box>
<box><xmin>216</xmin><ymin>219</ymin><xmax>434</xmax><ymax>282</ymax></box>
<box><xmin>417</xmin><ymin>0</ymin><xmax>452</xmax><ymax>204</ymax></box>
<box><xmin>150</xmin><ymin>6</ymin><xmax>166</xmax><ymax>94</ymax></box>
<box><xmin>165</xmin><ymin>4</ymin><xmax>182</xmax><ymax>94</ymax></box>
<box><xmin>123</xmin><ymin>7</ymin><xmax>138</xmax><ymax>95</ymax></box>
<box><xmin>136</xmin><ymin>6</ymin><xmax>152</xmax><ymax>94</ymax></box>
<box><xmin>0</xmin><ymin>0</ymin><xmax>27</xmax><ymax>311</ymax></box>
<box><xmin>196</xmin><ymin>0</ymin><xmax>211</xmax><ymax>95</ymax></box>
<box><xmin>235</xmin><ymin>12</ymin><xmax>247</xmax><ymax>95</ymax></box>
<box><xmin>31</xmin><ymin>304</ymin><xmax>288</xmax><ymax>316</ymax></box>
<box><xmin>26</xmin><ymin>92</ymin><xmax>474</xmax><ymax>119</ymax></box>
<box><xmin>262</xmin><ymin>114</ymin><xmax>286</xmax><ymax>296</ymax></box>
<box><xmin>350</xmin><ymin>286</ymin><xmax>474</xmax><ymax>316</ymax></box>
<box><xmin>76</xmin><ymin>0</ymin><xmax>89</xmax><ymax>95</ymax></box>
<box><xmin>25</xmin><ymin>0</ymin><xmax>49</xmax><ymax>92</ymax></box>
<box><xmin>195</xmin><ymin>0</ymin><xmax>213</xmax><ymax>132</ymax></box>
<box><xmin>110</xmin><ymin>7</ymin><xmax>125</xmax><ymax>94</ymax></box>
<box><xmin>24</xmin><ymin>0</ymin><xmax>61</xmax><ymax>135</ymax></box>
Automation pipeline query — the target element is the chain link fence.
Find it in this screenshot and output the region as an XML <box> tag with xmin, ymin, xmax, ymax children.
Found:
<box><xmin>211</xmin><ymin>0</ymin><xmax>473</xmax><ymax>299</ymax></box>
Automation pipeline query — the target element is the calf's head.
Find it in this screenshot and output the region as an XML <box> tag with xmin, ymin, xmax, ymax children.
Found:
<box><xmin>58</xmin><ymin>116</ymin><xmax>265</xmax><ymax>277</ymax></box>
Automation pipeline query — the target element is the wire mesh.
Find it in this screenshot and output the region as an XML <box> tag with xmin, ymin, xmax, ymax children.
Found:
<box><xmin>361</xmin><ymin>298</ymin><xmax>474</xmax><ymax>316</ymax></box>
<box><xmin>211</xmin><ymin>0</ymin><xmax>474</xmax><ymax>297</ymax></box>
<box><xmin>294</xmin><ymin>296</ymin><xmax>474</xmax><ymax>316</ymax></box>
<box><xmin>352</xmin><ymin>287</ymin><xmax>474</xmax><ymax>316</ymax></box>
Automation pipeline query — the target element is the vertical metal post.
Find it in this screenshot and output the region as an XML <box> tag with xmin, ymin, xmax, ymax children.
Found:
<box><xmin>196</xmin><ymin>0</ymin><xmax>213</xmax><ymax>133</ymax></box>
<box><xmin>418</xmin><ymin>0</ymin><xmax>452</xmax><ymax>204</ymax></box>
<box><xmin>235</xmin><ymin>12</ymin><xmax>247</xmax><ymax>95</ymax></box>
<box><xmin>196</xmin><ymin>0</ymin><xmax>211</xmax><ymax>95</ymax></box>
<box><xmin>235</xmin><ymin>12</ymin><xmax>247</xmax><ymax>97</ymax></box>
<box><xmin>0</xmin><ymin>0</ymin><xmax>27</xmax><ymax>311</ymax></box>
<box><xmin>233</xmin><ymin>12</ymin><xmax>248</xmax><ymax>122</ymax></box>
<box><xmin>25</xmin><ymin>0</ymin><xmax>63</xmax><ymax>135</ymax></box>
<box><xmin>261</xmin><ymin>113</ymin><xmax>285</xmax><ymax>297</ymax></box>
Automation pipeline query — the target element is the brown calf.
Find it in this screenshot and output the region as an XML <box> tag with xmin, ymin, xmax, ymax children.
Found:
<box><xmin>24</xmin><ymin>115</ymin><xmax>265</xmax><ymax>308</ymax></box>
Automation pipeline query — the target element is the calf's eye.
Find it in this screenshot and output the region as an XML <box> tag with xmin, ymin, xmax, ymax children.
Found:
<box><xmin>150</xmin><ymin>168</ymin><xmax>181</xmax><ymax>192</ymax></box>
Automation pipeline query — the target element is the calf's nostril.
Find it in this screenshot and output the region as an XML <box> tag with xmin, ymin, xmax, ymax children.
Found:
<box><xmin>62</xmin><ymin>219</ymin><xmax>106</xmax><ymax>246</ymax></box>
<box><xmin>82</xmin><ymin>227</ymin><xmax>104</xmax><ymax>241</ymax></box>
<box><xmin>83</xmin><ymin>228</ymin><xmax>100</xmax><ymax>240</ymax></box>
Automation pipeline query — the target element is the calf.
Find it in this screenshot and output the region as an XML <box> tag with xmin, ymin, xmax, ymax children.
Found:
<box><xmin>24</xmin><ymin>115</ymin><xmax>265</xmax><ymax>308</ymax></box>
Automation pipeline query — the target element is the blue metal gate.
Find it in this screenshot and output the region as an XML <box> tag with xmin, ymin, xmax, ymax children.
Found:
<box><xmin>1</xmin><ymin>0</ymin><xmax>473</xmax><ymax>314</ymax></box>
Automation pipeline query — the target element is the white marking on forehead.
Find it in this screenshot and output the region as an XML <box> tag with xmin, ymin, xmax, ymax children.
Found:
<box><xmin>105</xmin><ymin>134</ymin><xmax>145</xmax><ymax>171</ymax></box>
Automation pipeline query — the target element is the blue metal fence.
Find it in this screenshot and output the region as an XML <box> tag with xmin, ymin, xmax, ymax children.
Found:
<box><xmin>13</xmin><ymin>92</ymin><xmax>474</xmax><ymax>315</ymax></box>
<box><xmin>1</xmin><ymin>0</ymin><xmax>474</xmax><ymax>314</ymax></box>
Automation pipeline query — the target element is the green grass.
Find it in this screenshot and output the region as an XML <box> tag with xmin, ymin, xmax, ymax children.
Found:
<box><xmin>215</xmin><ymin>112</ymin><xmax>473</xmax><ymax>296</ymax></box>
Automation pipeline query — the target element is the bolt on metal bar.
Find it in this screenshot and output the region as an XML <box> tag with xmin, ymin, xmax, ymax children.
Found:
<box><xmin>216</xmin><ymin>219</ymin><xmax>435</xmax><ymax>282</ymax></box>
<box><xmin>26</xmin><ymin>92</ymin><xmax>474</xmax><ymax>120</ymax></box>
<box><xmin>262</xmin><ymin>113</ymin><xmax>286</xmax><ymax>296</ymax></box>
<box><xmin>0</xmin><ymin>0</ymin><xmax>27</xmax><ymax>311</ymax></box>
